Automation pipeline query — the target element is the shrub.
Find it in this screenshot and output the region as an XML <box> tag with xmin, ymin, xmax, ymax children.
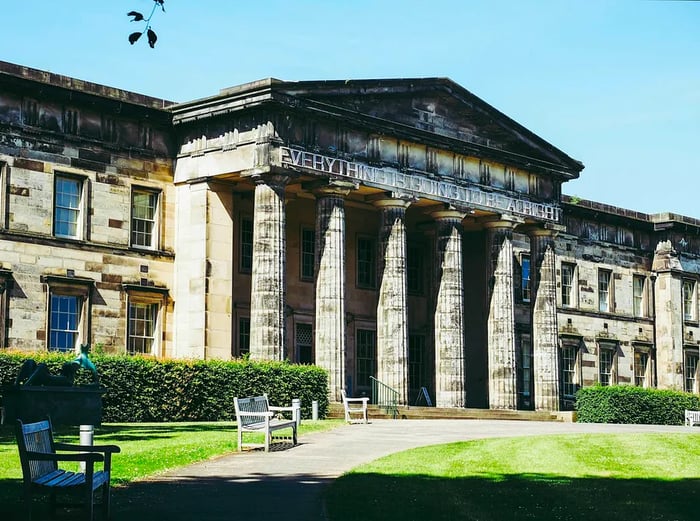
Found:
<box><xmin>0</xmin><ymin>351</ymin><xmax>328</xmax><ymax>422</ymax></box>
<box><xmin>576</xmin><ymin>385</ymin><xmax>700</xmax><ymax>425</ymax></box>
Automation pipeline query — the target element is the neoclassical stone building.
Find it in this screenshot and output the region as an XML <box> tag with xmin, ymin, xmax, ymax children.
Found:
<box><xmin>0</xmin><ymin>61</ymin><xmax>698</xmax><ymax>410</ymax></box>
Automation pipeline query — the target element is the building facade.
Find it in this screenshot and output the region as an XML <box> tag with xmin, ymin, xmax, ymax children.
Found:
<box><xmin>1</xmin><ymin>61</ymin><xmax>698</xmax><ymax>410</ymax></box>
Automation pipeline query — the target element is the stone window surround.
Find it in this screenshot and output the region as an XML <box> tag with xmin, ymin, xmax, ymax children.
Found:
<box><xmin>633</xmin><ymin>274</ymin><xmax>648</xmax><ymax>318</ymax></box>
<box><xmin>684</xmin><ymin>346</ymin><xmax>699</xmax><ymax>394</ymax></box>
<box><xmin>41</xmin><ymin>274</ymin><xmax>94</xmax><ymax>352</ymax></box>
<box><xmin>598</xmin><ymin>268</ymin><xmax>613</xmax><ymax>313</ymax></box>
<box><xmin>561</xmin><ymin>261</ymin><xmax>577</xmax><ymax>308</ymax></box>
<box><xmin>130</xmin><ymin>186</ymin><xmax>161</xmax><ymax>251</ymax></box>
<box><xmin>632</xmin><ymin>342</ymin><xmax>652</xmax><ymax>388</ymax></box>
<box><xmin>559</xmin><ymin>335</ymin><xmax>582</xmax><ymax>400</ymax></box>
<box><xmin>53</xmin><ymin>172</ymin><xmax>88</xmax><ymax>240</ymax></box>
<box><xmin>122</xmin><ymin>284</ymin><xmax>168</xmax><ymax>357</ymax></box>
<box><xmin>682</xmin><ymin>278</ymin><xmax>697</xmax><ymax>322</ymax></box>
<box><xmin>597</xmin><ymin>339</ymin><xmax>619</xmax><ymax>386</ymax></box>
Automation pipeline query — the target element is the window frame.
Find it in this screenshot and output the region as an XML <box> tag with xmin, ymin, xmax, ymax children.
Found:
<box><xmin>355</xmin><ymin>328</ymin><xmax>377</xmax><ymax>394</ymax></box>
<box><xmin>130</xmin><ymin>187</ymin><xmax>161</xmax><ymax>250</ymax></box>
<box><xmin>356</xmin><ymin>235</ymin><xmax>377</xmax><ymax>289</ymax></box>
<box><xmin>295</xmin><ymin>321</ymin><xmax>314</xmax><ymax>364</ymax></box>
<box><xmin>237</xmin><ymin>316</ymin><xmax>251</xmax><ymax>357</ymax></box>
<box><xmin>598</xmin><ymin>269</ymin><xmax>613</xmax><ymax>313</ymax></box>
<box><xmin>44</xmin><ymin>276</ymin><xmax>92</xmax><ymax>352</ymax></box>
<box><xmin>53</xmin><ymin>173</ymin><xmax>86</xmax><ymax>240</ymax></box>
<box><xmin>239</xmin><ymin>216</ymin><xmax>253</xmax><ymax>274</ymax></box>
<box><xmin>682</xmin><ymin>279</ymin><xmax>697</xmax><ymax>322</ymax></box>
<box><xmin>517</xmin><ymin>333</ymin><xmax>533</xmax><ymax>409</ymax></box>
<box><xmin>560</xmin><ymin>337</ymin><xmax>581</xmax><ymax>400</ymax></box>
<box><xmin>408</xmin><ymin>333</ymin><xmax>427</xmax><ymax>402</ymax></box>
<box><xmin>633</xmin><ymin>346</ymin><xmax>651</xmax><ymax>388</ymax></box>
<box><xmin>406</xmin><ymin>239</ymin><xmax>424</xmax><ymax>296</ymax></box>
<box><xmin>598</xmin><ymin>341</ymin><xmax>618</xmax><ymax>386</ymax></box>
<box><xmin>0</xmin><ymin>161</ymin><xmax>7</xmax><ymax>230</ymax></box>
<box><xmin>300</xmin><ymin>226</ymin><xmax>316</xmax><ymax>282</ymax></box>
<box><xmin>633</xmin><ymin>275</ymin><xmax>647</xmax><ymax>318</ymax></box>
<box><xmin>123</xmin><ymin>285</ymin><xmax>167</xmax><ymax>357</ymax></box>
<box><xmin>521</xmin><ymin>254</ymin><xmax>531</xmax><ymax>303</ymax></box>
<box><xmin>560</xmin><ymin>262</ymin><xmax>576</xmax><ymax>308</ymax></box>
<box><xmin>685</xmin><ymin>348</ymin><xmax>699</xmax><ymax>394</ymax></box>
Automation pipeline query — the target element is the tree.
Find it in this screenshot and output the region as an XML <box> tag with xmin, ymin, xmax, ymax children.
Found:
<box><xmin>127</xmin><ymin>0</ymin><xmax>165</xmax><ymax>48</ymax></box>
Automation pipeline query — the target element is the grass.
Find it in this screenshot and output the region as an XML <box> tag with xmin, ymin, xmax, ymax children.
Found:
<box><xmin>0</xmin><ymin>419</ymin><xmax>342</xmax><ymax>516</ymax></box>
<box><xmin>325</xmin><ymin>433</ymin><xmax>700</xmax><ymax>521</ymax></box>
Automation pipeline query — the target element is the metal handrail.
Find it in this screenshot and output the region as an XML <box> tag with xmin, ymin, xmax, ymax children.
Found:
<box><xmin>370</xmin><ymin>376</ymin><xmax>399</xmax><ymax>419</ymax></box>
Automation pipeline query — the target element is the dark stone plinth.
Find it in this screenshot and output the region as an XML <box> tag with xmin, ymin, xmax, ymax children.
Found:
<box><xmin>2</xmin><ymin>385</ymin><xmax>105</xmax><ymax>426</ymax></box>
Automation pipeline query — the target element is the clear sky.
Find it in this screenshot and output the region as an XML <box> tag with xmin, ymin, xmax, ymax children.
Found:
<box><xmin>3</xmin><ymin>1</ymin><xmax>698</xmax><ymax>217</ymax></box>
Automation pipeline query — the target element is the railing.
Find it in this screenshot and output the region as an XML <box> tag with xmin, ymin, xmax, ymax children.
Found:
<box><xmin>370</xmin><ymin>376</ymin><xmax>399</xmax><ymax>419</ymax></box>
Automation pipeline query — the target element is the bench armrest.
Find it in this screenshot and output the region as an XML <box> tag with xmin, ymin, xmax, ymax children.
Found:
<box><xmin>344</xmin><ymin>397</ymin><xmax>369</xmax><ymax>403</ymax></box>
<box><xmin>26</xmin><ymin>450</ymin><xmax>104</xmax><ymax>463</ymax></box>
<box><xmin>55</xmin><ymin>443</ymin><xmax>121</xmax><ymax>454</ymax></box>
<box><xmin>268</xmin><ymin>405</ymin><xmax>294</xmax><ymax>412</ymax></box>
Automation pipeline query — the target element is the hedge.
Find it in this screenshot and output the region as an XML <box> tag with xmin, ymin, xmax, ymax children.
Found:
<box><xmin>0</xmin><ymin>352</ymin><xmax>329</xmax><ymax>422</ymax></box>
<box><xmin>576</xmin><ymin>385</ymin><xmax>700</xmax><ymax>425</ymax></box>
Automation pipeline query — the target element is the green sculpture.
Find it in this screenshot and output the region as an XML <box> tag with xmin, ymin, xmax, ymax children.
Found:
<box><xmin>15</xmin><ymin>344</ymin><xmax>99</xmax><ymax>387</ymax></box>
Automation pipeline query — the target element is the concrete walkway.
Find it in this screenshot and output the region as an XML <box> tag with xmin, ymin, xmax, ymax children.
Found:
<box><xmin>112</xmin><ymin>420</ymin><xmax>691</xmax><ymax>521</ymax></box>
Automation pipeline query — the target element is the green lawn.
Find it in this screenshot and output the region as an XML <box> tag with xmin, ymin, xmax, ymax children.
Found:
<box><xmin>325</xmin><ymin>433</ymin><xmax>700</xmax><ymax>521</ymax></box>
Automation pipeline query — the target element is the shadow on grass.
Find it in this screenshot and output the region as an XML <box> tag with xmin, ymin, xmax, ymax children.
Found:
<box><xmin>325</xmin><ymin>473</ymin><xmax>700</xmax><ymax>521</ymax></box>
<box><xmin>0</xmin><ymin>472</ymin><xmax>333</xmax><ymax>521</ymax></box>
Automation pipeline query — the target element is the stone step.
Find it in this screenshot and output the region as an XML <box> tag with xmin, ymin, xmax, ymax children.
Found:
<box><xmin>327</xmin><ymin>403</ymin><xmax>571</xmax><ymax>422</ymax></box>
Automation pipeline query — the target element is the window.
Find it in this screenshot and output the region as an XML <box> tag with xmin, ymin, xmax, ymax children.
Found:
<box><xmin>300</xmin><ymin>227</ymin><xmax>315</xmax><ymax>281</ymax></box>
<box><xmin>561</xmin><ymin>263</ymin><xmax>576</xmax><ymax>307</ymax></box>
<box><xmin>408</xmin><ymin>334</ymin><xmax>426</xmax><ymax>403</ymax></box>
<box><xmin>357</xmin><ymin>237</ymin><xmax>376</xmax><ymax>289</ymax></box>
<box><xmin>683</xmin><ymin>279</ymin><xmax>696</xmax><ymax>321</ymax></box>
<box><xmin>127</xmin><ymin>302</ymin><xmax>159</xmax><ymax>355</ymax></box>
<box><xmin>598</xmin><ymin>269</ymin><xmax>612</xmax><ymax>312</ymax></box>
<box><xmin>599</xmin><ymin>343</ymin><xmax>617</xmax><ymax>386</ymax></box>
<box><xmin>685</xmin><ymin>350</ymin><xmax>699</xmax><ymax>394</ymax></box>
<box><xmin>296</xmin><ymin>323</ymin><xmax>313</xmax><ymax>364</ymax></box>
<box><xmin>521</xmin><ymin>255</ymin><xmax>531</xmax><ymax>302</ymax></box>
<box><xmin>63</xmin><ymin>107</ymin><xmax>79</xmax><ymax>135</ymax></box>
<box><xmin>634</xmin><ymin>349</ymin><xmax>650</xmax><ymax>387</ymax></box>
<box><xmin>356</xmin><ymin>329</ymin><xmax>376</xmax><ymax>392</ymax></box>
<box><xmin>0</xmin><ymin>270</ymin><xmax>10</xmax><ymax>348</ymax></box>
<box><xmin>54</xmin><ymin>175</ymin><xmax>84</xmax><ymax>239</ymax></box>
<box><xmin>633</xmin><ymin>275</ymin><xmax>646</xmax><ymax>318</ymax></box>
<box><xmin>560</xmin><ymin>340</ymin><xmax>579</xmax><ymax>399</ymax></box>
<box><xmin>239</xmin><ymin>217</ymin><xmax>253</xmax><ymax>273</ymax></box>
<box><xmin>0</xmin><ymin>161</ymin><xmax>6</xmax><ymax>229</ymax></box>
<box><xmin>238</xmin><ymin>317</ymin><xmax>250</xmax><ymax>357</ymax></box>
<box><xmin>407</xmin><ymin>241</ymin><xmax>424</xmax><ymax>295</ymax></box>
<box><xmin>131</xmin><ymin>188</ymin><xmax>160</xmax><ymax>249</ymax></box>
<box><xmin>517</xmin><ymin>334</ymin><xmax>533</xmax><ymax>409</ymax></box>
<box><xmin>45</xmin><ymin>276</ymin><xmax>92</xmax><ymax>352</ymax></box>
<box><xmin>49</xmin><ymin>295</ymin><xmax>81</xmax><ymax>352</ymax></box>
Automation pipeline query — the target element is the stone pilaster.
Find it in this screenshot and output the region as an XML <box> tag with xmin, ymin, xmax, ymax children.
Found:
<box><xmin>250</xmin><ymin>175</ymin><xmax>289</xmax><ymax>361</ymax></box>
<box><xmin>529</xmin><ymin>227</ymin><xmax>560</xmax><ymax>411</ymax></box>
<box><xmin>432</xmin><ymin>210</ymin><xmax>467</xmax><ymax>408</ymax></box>
<box><xmin>484</xmin><ymin>219</ymin><xmax>517</xmax><ymax>410</ymax></box>
<box><xmin>374</xmin><ymin>197</ymin><xmax>411</xmax><ymax>405</ymax></box>
<box><xmin>313</xmin><ymin>182</ymin><xmax>354</xmax><ymax>402</ymax></box>
<box><xmin>652</xmin><ymin>240</ymin><xmax>685</xmax><ymax>390</ymax></box>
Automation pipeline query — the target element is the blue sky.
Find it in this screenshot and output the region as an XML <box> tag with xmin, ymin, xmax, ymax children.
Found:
<box><xmin>3</xmin><ymin>1</ymin><xmax>698</xmax><ymax>217</ymax></box>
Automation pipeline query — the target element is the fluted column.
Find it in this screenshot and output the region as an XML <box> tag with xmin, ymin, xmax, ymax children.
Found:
<box><xmin>432</xmin><ymin>210</ymin><xmax>467</xmax><ymax>408</ymax></box>
<box><xmin>250</xmin><ymin>175</ymin><xmax>289</xmax><ymax>361</ymax></box>
<box><xmin>484</xmin><ymin>219</ymin><xmax>518</xmax><ymax>409</ymax></box>
<box><xmin>529</xmin><ymin>227</ymin><xmax>560</xmax><ymax>411</ymax></box>
<box><xmin>374</xmin><ymin>197</ymin><xmax>411</xmax><ymax>405</ymax></box>
<box><xmin>314</xmin><ymin>182</ymin><xmax>354</xmax><ymax>402</ymax></box>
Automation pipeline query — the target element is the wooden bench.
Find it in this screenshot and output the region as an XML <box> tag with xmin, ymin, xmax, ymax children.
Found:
<box><xmin>15</xmin><ymin>418</ymin><xmax>120</xmax><ymax>521</ymax></box>
<box><xmin>341</xmin><ymin>389</ymin><xmax>369</xmax><ymax>424</ymax></box>
<box><xmin>685</xmin><ymin>409</ymin><xmax>700</xmax><ymax>427</ymax></box>
<box><xmin>234</xmin><ymin>395</ymin><xmax>298</xmax><ymax>452</ymax></box>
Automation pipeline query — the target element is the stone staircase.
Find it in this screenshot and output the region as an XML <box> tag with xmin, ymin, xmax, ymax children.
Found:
<box><xmin>327</xmin><ymin>402</ymin><xmax>574</xmax><ymax>422</ymax></box>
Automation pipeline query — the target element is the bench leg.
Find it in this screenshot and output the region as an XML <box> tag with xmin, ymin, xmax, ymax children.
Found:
<box><xmin>265</xmin><ymin>430</ymin><xmax>271</xmax><ymax>452</ymax></box>
<box><xmin>237</xmin><ymin>428</ymin><xmax>243</xmax><ymax>452</ymax></box>
<box><xmin>293</xmin><ymin>425</ymin><xmax>298</xmax><ymax>446</ymax></box>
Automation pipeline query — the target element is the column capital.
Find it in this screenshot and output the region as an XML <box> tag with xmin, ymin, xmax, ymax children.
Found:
<box><xmin>309</xmin><ymin>179</ymin><xmax>359</xmax><ymax>198</ymax></box>
<box><xmin>520</xmin><ymin>222</ymin><xmax>566</xmax><ymax>238</ymax></box>
<box><xmin>251</xmin><ymin>173</ymin><xmax>292</xmax><ymax>189</ymax></box>
<box><xmin>481</xmin><ymin>216</ymin><xmax>521</xmax><ymax>231</ymax></box>
<box><xmin>431</xmin><ymin>209</ymin><xmax>467</xmax><ymax>222</ymax></box>
<box><xmin>370</xmin><ymin>191</ymin><xmax>416</xmax><ymax>210</ymax></box>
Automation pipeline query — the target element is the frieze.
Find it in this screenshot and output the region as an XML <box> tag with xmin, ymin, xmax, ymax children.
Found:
<box><xmin>279</xmin><ymin>147</ymin><xmax>560</xmax><ymax>223</ymax></box>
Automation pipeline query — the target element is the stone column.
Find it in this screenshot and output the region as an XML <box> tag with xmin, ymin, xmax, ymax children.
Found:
<box><xmin>529</xmin><ymin>227</ymin><xmax>560</xmax><ymax>411</ymax></box>
<box><xmin>374</xmin><ymin>197</ymin><xmax>411</xmax><ymax>405</ymax></box>
<box><xmin>484</xmin><ymin>219</ymin><xmax>518</xmax><ymax>410</ymax></box>
<box><xmin>652</xmin><ymin>240</ymin><xmax>685</xmax><ymax>390</ymax></box>
<box><xmin>314</xmin><ymin>182</ymin><xmax>354</xmax><ymax>402</ymax></box>
<box><xmin>432</xmin><ymin>209</ymin><xmax>467</xmax><ymax>408</ymax></box>
<box><xmin>250</xmin><ymin>175</ymin><xmax>289</xmax><ymax>361</ymax></box>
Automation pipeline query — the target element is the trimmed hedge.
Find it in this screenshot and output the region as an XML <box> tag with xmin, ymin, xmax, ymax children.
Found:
<box><xmin>0</xmin><ymin>352</ymin><xmax>329</xmax><ymax>422</ymax></box>
<box><xmin>576</xmin><ymin>385</ymin><xmax>700</xmax><ymax>425</ymax></box>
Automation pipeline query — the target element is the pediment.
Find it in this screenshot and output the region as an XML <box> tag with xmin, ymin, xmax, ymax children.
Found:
<box><xmin>275</xmin><ymin>78</ymin><xmax>583</xmax><ymax>178</ymax></box>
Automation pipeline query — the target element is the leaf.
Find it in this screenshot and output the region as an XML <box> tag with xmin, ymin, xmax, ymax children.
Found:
<box><xmin>128</xmin><ymin>32</ymin><xmax>142</xmax><ymax>45</ymax></box>
<box><xmin>127</xmin><ymin>11</ymin><xmax>144</xmax><ymax>22</ymax></box>
<box><xmin>147</xmin><ymin>29</ymin><xmax>158</xmax><ymax>48</ymax></box>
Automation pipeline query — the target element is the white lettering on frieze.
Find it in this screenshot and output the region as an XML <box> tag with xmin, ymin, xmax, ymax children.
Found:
<box><xmin>280</xmin><ymin>147</ymin><xmax>560</xmax><ymax>222</ymax></box>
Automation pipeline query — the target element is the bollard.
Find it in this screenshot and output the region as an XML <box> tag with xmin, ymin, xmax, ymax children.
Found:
<box><xmin>312</xmin><ymin>400</ymin><xmax>319</xmax><ymax>421</ymax></box>
<box><xmin>292</xmin><ymin>398</ymin><xmax>301</xmax><ymax>427</ymax></box>
<box><xmin>79</xmin><ymin>424</ymin><xmax>94</xmax><ymax>472</ymax></box>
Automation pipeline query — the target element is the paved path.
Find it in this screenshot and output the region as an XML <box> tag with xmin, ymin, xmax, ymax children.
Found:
<box><xmin>112</xmin><ymin>420</ymin><xmax>690</xmax><ymax>521</ymax></box>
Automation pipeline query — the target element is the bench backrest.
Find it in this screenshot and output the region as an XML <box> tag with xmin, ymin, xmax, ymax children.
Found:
<box><xmin>16</xmin><ymin>419</ymin><xmax>57</xmax><ymax>483</ymax></box>
<box><xmin>234</xmin><ymin>396</ymin><xmax>270</xmax><ymax>428</ymax></box>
